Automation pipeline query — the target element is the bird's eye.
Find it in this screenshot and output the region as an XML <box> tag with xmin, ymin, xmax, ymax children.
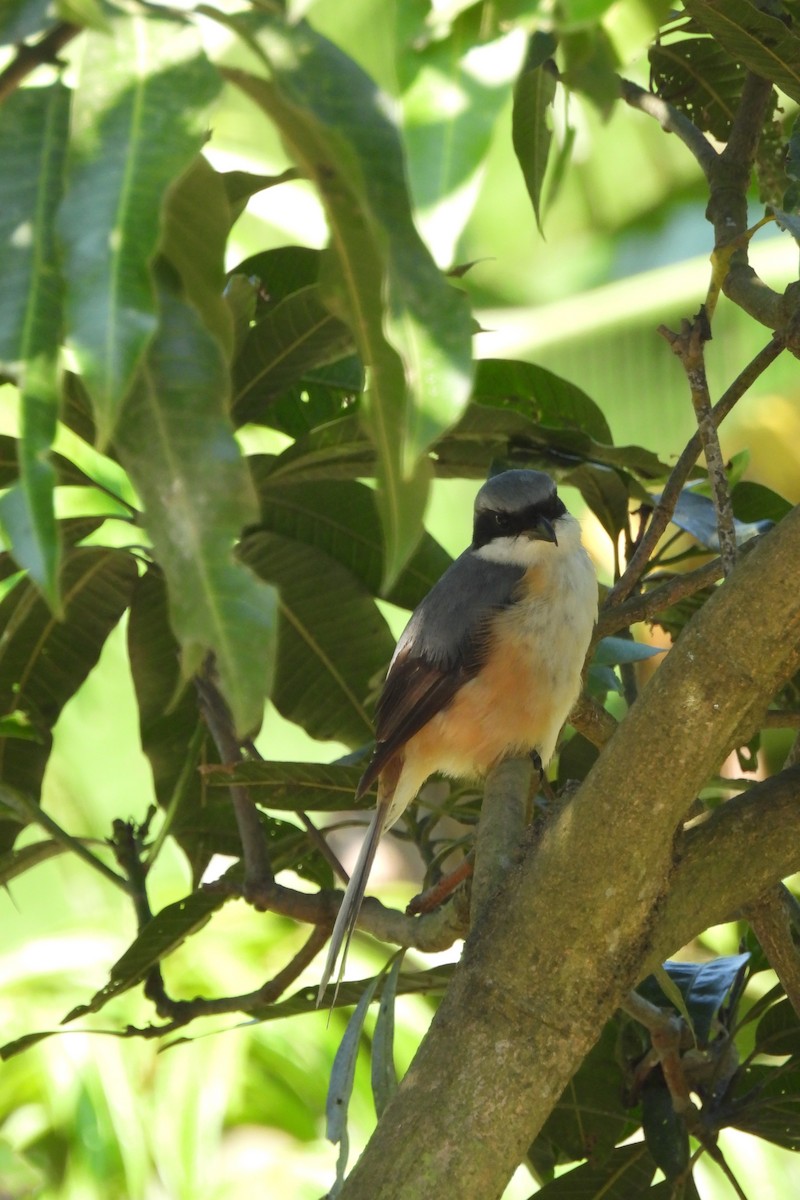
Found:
<box><xmin>493</xmin><ymin>512</ymin><xmax>512</xmax><ymax>531</ymax></box>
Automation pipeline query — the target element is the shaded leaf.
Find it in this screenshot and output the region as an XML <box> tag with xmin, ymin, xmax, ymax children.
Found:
<box><xmin>530</xmin><ymin>1141</ymin><xmax>655</xmax><ymax>1198</ymax></box>
<box><xmin>200</xmin><ymin>760</ymin><xmax>366</xmax><ymax>811</ymax></box>
<box><xmin>512</xmin><ymin>35</ymin><xmax>557</xmax><ymax>233</ymax></box>
<box><xmin>0</xmin><ymin>82</ymin><xmax>71</xmax><ymax>607</ymax></box>
<box><xmin>158</xmin><ymin>154</ymin><xmax>234</xmax><ymax>360</ymax></box>
<box><xmin>371</xmin><ymin>952</ymin><xmax>404</xmax><ymax>1118</ymax></box>
<box><xmin>232</xmin><ymin>285</ymin><xmax>355</xmax><ymax>424</ymax></box>
<box><xmin>239</xmin><ymin>532</ymin><xmax>393</xmax><ymax>746</ymax></box>
<box><xmin>248</xmin><ymin>471</ymin><xmax>452</xmax><ymax>610</ymax></box>
<box><xmin>684</xmin><ymin>1</ymin><xmax>800</xmax><ymax>105</ymax></box>
<box><xmin>0</xmin><ymin>836</ymin><xmax>65</xmax><ymax>884</ymax></box>
<box><xmin>326</xmin><ymin>973</ymin><xmax>382</xmax><ymax>1194</ymax></box>
<box><xmin>731</xmin><ymin>480</ymin><xmax>792</xmax><ymax>525</ymax></box>
<box><xmin>667</xmin><ymin>489</ymin><xmax>770</xmax><ymax>549</ymax></box>
<box><xmin>228</xmin><ymin>245</ymin><xmax>322</xmax><ymax>316</ymax></box>
<box><xmin>640</xmin><ymin>954</ymin><xmax>750</xmax><ymax>1046</ymax></box>
<box><xmin>114</xmin><ymin>278</ymin><xmax>277</xmax><ymax>738</ymax></box>
<box><xmin>0</xmin><ymin>0</ymin><xmax>51</xmax><ymax>42</ymax></box>
<box><xmin>58</xmin><ymin>11</ymin><xmax>222</xmax><ymax>443</ymax></box>
<box><xmin>221</xmin><ymin>166</ymin><xmax>299</xmax><ymax>220</ymax></box>
<box><xmin>755</xmin><ymin>998</ymin><xmax>800</xmax><ymax>1058</ymax></box>
<box><xmin>641</xmin><ymin>1076</ymin><xmax>689</xmax><ymax>1181</ymax></box>
<box><xmin>594</xmin><ymin>637</ymin><xmax>666</xmax><ymax>665</ymax></box>
<box><xmin>729</xmin><ymin>1062</ymin><xmax>800</xmax><ymax>1150</ymax></box>
<box><xmin>650</xmin><ymin>35</ymin><xmax>744</xmax><ymax>141</ymax></box>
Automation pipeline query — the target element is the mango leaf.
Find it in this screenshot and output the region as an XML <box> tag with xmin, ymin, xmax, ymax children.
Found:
<box><xmin>58</xmin><ymin>11</ymin><xmax>222</xmax><ymax>444</ymax></box>
<box><xmin>264</xmin><ymin>414</ymin><xmax>375</xmax><ymax>483</ymax></box>
<box><xmin>158</xmin><ymin>154</ymin><xmax>234</xmax><ymax>361</ymax></box>
<box><xmin>239</xmin><ymin>531</ymin><xmax>393</xmax><ymax>746</ymax></box>
<box><xmin>731</xmin><ymin>480</ymin><xmax>792</xmax><ymax>526</ymax></box>
<box><xmin>199</xmin><ymin>760</ymin><xmax>366</xmax><ymax>811</ymax></box>
<box><xmin>221</xmin><ymin>11</ymin><xmax>473</xmax><ymax>587</ymax></box>
<box><xmin>228</xmin><ymin>245</ymin><xmax>322</xmax><ymax>314</ymax></box>
<box><xmin>531</xmin><ymin>1141</ymin><xmax>655</xmax><ymax>1198</ymax></box>
<box><xmin>63</xmin><ymin>889</ymin><xmax>227</xmax><ymax>1022</ymax></box>
<box><xmin>730</xmin><ymin>1062</ymin><xmax>800</xmax><ymax>1151</ymax></box>
<box><xmin>512</xmin><ymin>34</ymin><xmax>558</xmax><ymax>233</ymax></box>
<box><xmin>641</xmin><ymin>1076</ymin><xmax>689</xmax><ymax>1182</ymax></box>
<box><xmin>667</xmin><ymin>488</ymin><xmax>771</xmax><ymax>549</ymax></box>
<box><xmin>684</xmin><ymin>0</ymin><xmax>800</xmax><ymax>105</ymax></box>
<box><xmin>0</xmin><ymin>83</ymin><xmax>70</xmax><ymax>608</ymax></box>
<box><xmin>754</xmin><ymin>998</ymin><xmax>800</xmax><ymax>1059</ymax></box>
<box><xmin>221</xmin><ymin>166</ymin><xmax>299</xmax><ymax>220</ymax></box>
<box><xmin>531</xmin><ymin>1022</ymin><xmax>639</xmax><ymax>1169</ymax></box>
<box><xmin>114</xmin><ymin>279</ymin><xmax>277</xmax><ymax>738</ymax></box>
<box><xmin>650</xmin><ymin>35</ymin><xmax>744</xmax><ymax>142</ymax></box>
<box><xmin>232</xmin><ymin>285</ymin><xmax>355</xmax><ymax>424</ymax></box>
<box><xmin>248</xmin><ymin>471</ymin><xmax>451</xmax><ymax>610</ymax></box>
<box><xmin>327</xmin><ymin>972</ymin><xmax>382</xmax><ymax>1193</ymax></box>
<box><xmin>0</xmin><ymin>837</ymin><xmax>66</xmax><ymax>885</ymax></box>
<box><xmin>127</xmin><ymin>568</ymin><xmax>216</xmax><ymax>883</ymax></box>
<box><xmin>473</xmin><ymin>358</ymin><xmax>613</xmax><ymax>445</ymax></box>
<box><xmin>397</xmin><ymin>3</ymin><xmax>526</xmax><ymax>257</ymax></box>
<box><xmin>639</xmin><ymin>954</ymin><xmax>749</xmax><ymax>1046</ymax></box>
<box><xmin>371</xmin><ymin>952</ymin><xmax>404</xmax><ymax>1118</ymax></box>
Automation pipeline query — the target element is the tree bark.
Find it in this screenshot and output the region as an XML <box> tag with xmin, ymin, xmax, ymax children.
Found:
<box><xmin>340</xmin><ymin>504</ymin><xmax>800</xmax><ymax>1200</ymax></box>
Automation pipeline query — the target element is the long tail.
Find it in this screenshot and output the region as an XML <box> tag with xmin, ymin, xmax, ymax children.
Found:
<box><xmin>317</xmin><ymin>798</ymin><xmax>390</xmax><ymax>1007</ymax></box>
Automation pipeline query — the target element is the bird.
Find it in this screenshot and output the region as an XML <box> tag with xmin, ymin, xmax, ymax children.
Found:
<box><xmin>317</xmin><ymin>468</ymin><xmax>597</xmax><ymax>1003</ymax></box>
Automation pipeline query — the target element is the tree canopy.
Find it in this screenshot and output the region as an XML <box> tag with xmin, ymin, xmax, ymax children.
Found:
<box><xmin>1</xmin><ymin>1</ymin><xmax>800</xmax><ymax>1198</ymax></box>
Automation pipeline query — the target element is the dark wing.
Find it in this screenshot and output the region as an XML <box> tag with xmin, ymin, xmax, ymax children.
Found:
<box><xmin>356</xmin><ymin>550</ymin><xmax>523</xmax><ymax>798</ymax></box>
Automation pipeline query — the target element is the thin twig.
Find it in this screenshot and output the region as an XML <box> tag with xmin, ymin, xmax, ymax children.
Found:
<box><xmin>0</xmin><ymin>22</ymin><xmax>80</xmax><ymax>103</ymax></box>
<box><xmin>195</xmin><ymin>663</ymin><xmax>273</xmax><ymax>890</ymax></box>
<box><xmin>606</xmin><ymin>336</ymin><xmax>783</xmax><ymax>606</ymax></box>
<box><xmin>659</xmin><ymin>313</ymin><xmax>738</xmax><ymax>577</ymax></box>
<box><xmin>597</xmin><ymin>558</ymin><xmax>723</xmax><ymax>639</ymax></box>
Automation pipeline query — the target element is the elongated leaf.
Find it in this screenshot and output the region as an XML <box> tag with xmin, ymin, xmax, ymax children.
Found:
<box><xmin>114</xmin><ymin>280</ymin><xmax>277</xmax><ymax>738</ymax></box>
<box><xmin>730</xmin><ymin>1062</ymin><xmax>800</xmax><ymax>1150</ymax></box>
<box><xmin>127</xmin><ymin>568</ymin><xmax>216</xmax><ymax>883</ymax></box>
<box><xmin>398</xmin><ymin>4</ymin><xmax>526</xmax><ymax>257</ymax></box>
<box><xmin>0</xmin><ymin>83</ymin><xmax>70</xmax><ymax>608</ymax></box>
<box><xmin>221</xmin><ymin>12</ymin><xmax>473</xmax><ymax>586</ymax></box>
<box><xmin>239</xmin><ymin>532</ymin><xmax>393</xmax><ymax>746</ymax></box>
<box><xmin>158</xmin><ymin>154</ymin><xmax>234</xmax><ymax>361</ymax></box>
<box><xmin>249</xmin><ymin>472</ymin><xmax>451</xmax><ymax>610</ymax></box>
<box><xmin>371</xmin><ymin>952</ymin><xmax>404</xmax><ymax>1118</ymax></box>
<box><xmin>594</xmin><ymin>637</ymin><xmax>665</xmax><ymax>666</ymax></box>
<box><xmin>650</xmin><ymin>36</ymin><xmax>744</xmax><ymax>141</ymax></box>
<box><xmin>684</xmin><ymin>0</ymin><xmax>800</xmax><ymax>105</ymax></box>
<box><xmin>0</xmin><ymin>837</ymin><xmax>66</xmax><ymax>884</ymax></box>
<box><xmin>63</xmin><ymin>889</ymin><xmax>226</xmax><ymax>1022</ymax></box>
<box><xmin>201</xmin><ymin>760</ymin><xmax>367</xmax><ymax>810</ymax></box>
<box><xmin>327</xmin><ymin>973</ymin><xmax>382</xmax><ymax>1194</ymax></box>
<box><xmin>641</xmin><ymin>1077</ymin><xmax>689</xmax><ymax>1182</ymax></box>
<box><xmin>512</xmin><ymin>35</ymin><xmax>557</xmax><ymax>234</ymax></box>
<box><xmin>667</xmin><ymin>489</ymin><xmax>770</xmax><ymax>549</ymax></box>
<box><xmin>531</xmin><ymin>1141</ymin><xmax>655</xmax><ymax>1198</ymax></box>
<box><xmin>755</xmin><ymin>998</ymin><xmax>800</xmax><ymax>1058</ymax></box>
<box><xmin>58</xmin><ymin>12</ymin><xmax>222</xmax><ymax>443</ymax></box>
<box><xmin>473</xmin><ymin>358</ymin><xmax>613</xmax><ymax>444</ymax></box>
<box><xmin>232</xmin><ymin>285</ymin><xmax>355</xmax><ymax>423</ymax></box>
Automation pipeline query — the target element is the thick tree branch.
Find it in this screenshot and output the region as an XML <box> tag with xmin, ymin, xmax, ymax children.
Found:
<box><xmin>340</xmin><ymin>505</ymin><xmax>800</xmax><ymax>1200</ymax></box>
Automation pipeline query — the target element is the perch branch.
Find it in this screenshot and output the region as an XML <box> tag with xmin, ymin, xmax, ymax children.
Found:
<box><xmin>0</xmin><ymin>21</ymin><xmax>80</xmax><ymax>103</ymax></box>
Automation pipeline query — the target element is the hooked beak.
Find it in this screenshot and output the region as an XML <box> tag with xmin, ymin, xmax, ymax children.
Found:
<box><xmin>526</xmin><ymin>516</ymin><xmax>558</xmax><ymax>546</ymax></box>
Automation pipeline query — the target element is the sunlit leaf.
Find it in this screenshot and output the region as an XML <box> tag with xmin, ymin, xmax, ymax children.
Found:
<box><xmin>114</xmin><ymin>278</ymin><xmax>277</xmax><ymax>738</ymax></box>
<box><xmin>58</xmin><ymin>11</ymin><xmax>222</xmax><ymax>443</ymax></box>
<box><xmin>512</xmin><ymin>35</ymin><xmax>557</xmax><ymax>234</ymax></box>
<box><xmin>0</xmin><ymin>83</ymin><xmax>70</xmax><ymax>608</ymax></box>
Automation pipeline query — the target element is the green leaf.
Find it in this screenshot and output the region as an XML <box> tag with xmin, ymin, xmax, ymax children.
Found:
<box><xmin>755</xmin><ymin>998</ymin><xmax>800</xmax><ymax>1058</ymax></box>
<box><xmin>641</xmin><ymin>1078</ymin><xmax>689</xmax><ymax>1182</ymax></box>
<box><xmin>239</xmin><ymin>531</ymin><xmax>394</xmax><ymax>746</ymax></box>
<box><xmin>731</xmin><ymin>480</ymin><xmax>792</xmax><ymax>525</ymax></box>
<box><xmin>473</xmin><ymin>358</ymin><xmax>613</xmax><ymax>444</ymax></box>
<box><xmin>158</xmin><ymin>155</ymin><xmax>234</xmax><ymax>361</ymax></box>
<box><xmin>0</xmin><ymin>83</ymin><xmax>71</xmax><ymax>609</ymax></box>
<box><xmin>232</xmin><ymin>285</ymin><xmax>355</xmax><ymax>424</ymax></box>
<box><xmin>127</xmin><ymin>568</ymin><xmax>216</xmax><ymax>884</ymax></box>
<box><xmin>228</xmin><ymin>245</ymin><xmax>322</xmax><ymax>312</ymax></box>
<box><xmin>114</xmin><ymin>279</ymin><xmax>277</xmax><ymax>739</ymax></box>
<box><xmin>684</xmin><ymin>0</ymin><xmax>800</xmax><ymax>105</ymax></box>
<box><xmin>326</xmin><ymin>972</ymin><xmax>383</xmax><ymax>1194</ymax></box>
<box><xmin>221</xmin><ymin>12</ymin><xmax>473</xmax><ymax>587</ymax></box>
<box><xmin>650</xmin><ymin>35</ymin><xmax>744</xmax><ymax>142</ymax></box>
<box><xmin>58</xmin><ymin>11</ymin><xmax>222</xmax><ymax>444</ymax></box>
<box><xmin>371</xmin><ymin>952</ymin><xmax>404</xmax><ymax>1119</ymax></box>
<box><xmin>200</xmin><ymin>760</ymin><xmax>367</xmax><ymax>811</ymax></box>
<box><xmin>63</xmin><ymin>889</ymin><xmax>227</xmax><ymax>1022</ymax></box>
<box><xmin>531</xmin><ymin>1141</ymin><xmax>656</xmax><ymax>1198</ymax></box>
<box><xmin>730</xmin><ymin>1062</ymin><xmax>800</xmax><ymax>1150</ymax></box>
<box><xmin>249</xmin><ymin>472</ymin><xmax>452</xmax><ymax>610</ymax></box>
<box><xmin>221</xmin><ymin>166</ymin><xmax>300</xmax><ymax>220</ymax></box>
<box><xmin>512</xmin><ymin>35</ymin><xmax>557</xmax><ymax>234</ymax></box>
<box><xmin>0</xmin><ymin>837</ymin><xmax>66</xmax><ymax>885</ymax></box>
<box><xmin>668</xmin><ymin>488</ymin><xmax>770</xmax><ymax>549</ymax></box>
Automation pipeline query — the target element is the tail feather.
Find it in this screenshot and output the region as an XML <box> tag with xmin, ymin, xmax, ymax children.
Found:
<box><xmin>317</xmin><ymin>800</ymin><xmax>390</xmax><ymax>1007</ymax></box>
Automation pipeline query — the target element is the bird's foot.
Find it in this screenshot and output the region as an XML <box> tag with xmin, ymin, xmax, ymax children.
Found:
<box><xmin>406</xmin><ymin>855</ymin><xmax>474</xmax><ymax>915</ymax></box>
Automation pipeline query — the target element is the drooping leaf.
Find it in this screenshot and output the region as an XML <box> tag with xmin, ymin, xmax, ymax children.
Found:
<box><xmin>248</xmin><ymin>471</ymin><xmax>452</xmax><ymax>610</ymax></box>
<box><xmin>641</xmin><ymin>1076</ymin><xmax>690</xmax><ymax>1182</ymax></box>
<box><xmin>232</xmin><ymin>285</ymin><xmax>355</xmax><ymax>424</ymax></box>
<box><xmin>63</xmin><ymin>889</ymin><xmax>227</xmax><ymax>1022</ymax></box>
<box><xmin>0</xmin><ymin>82</ymin><xmax>71</xmax><ymax>608</ymax></box>
<box><xmin>58</xmin><ymin>11</ymin><xmax>222</xmax><ymax>443</ymax></box>
<box><xmin>220</xmin><ymin>11</ymin><xmax>473</xmax><ymax>587</ymax></box>
<box><xmin>512</xmin><ymin>34</ymin><xmax>558</xmax><ymax>233</ymax></box>
<box><xmin>593</xmin><ymin>637</ymin><xmax>666</xmax><ymax>666</ymax></box>
<box><xmin>239</xmin><ymin>531</ymin><xmax>393</xmax><ymax>746</ymax></box>
<box><xmin>531</xmin><ymin>1141</ymin><xmax>656</xmax><ymax>1198</ymax></box>
<box><xmin>326</xmin><ymin>972</ymin><xmax>383</xmax><ymax>1194</ymax></box>
<box><xmin>114</xmin><ymin>278</ymin><xmax>277</xmax><ymax>738</ymax></box>
<box><xmin>684</xmin><ymin>0</ymin><xmax>800</xmax><ymax>105</ymax></box>
<box><xmin>199</xmin><ymin>760</ymin><xmax>367</xmax><ymax>811</ymax></box>
<box><xmin>157</xmin><ymin>154</ymin><xmax>234</xmax><ymax>361</ymax></box>
<box><xmin>371</xmin><ymin>952</ymin><xmax>404</xmax><ymax>1118</ymax></box>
